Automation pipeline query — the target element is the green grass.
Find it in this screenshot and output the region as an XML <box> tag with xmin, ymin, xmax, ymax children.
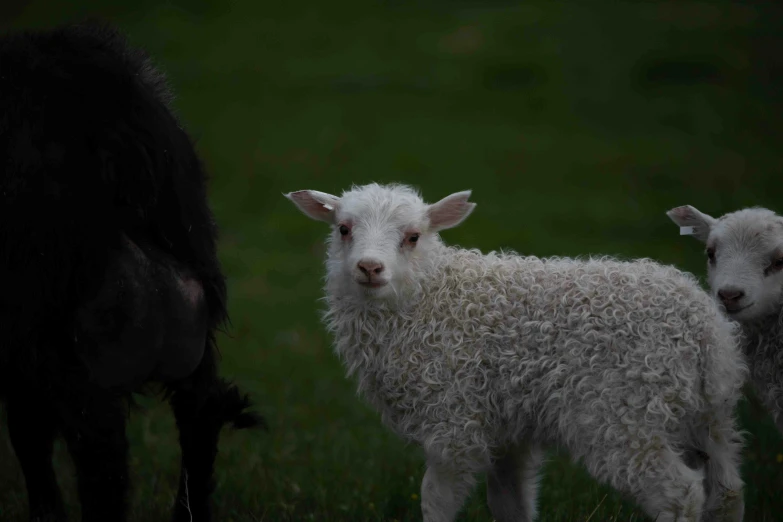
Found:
<box><xmin>1</xmin><ymin>0</ymin><xmax>783</xmax><ymax>520</ymax></box>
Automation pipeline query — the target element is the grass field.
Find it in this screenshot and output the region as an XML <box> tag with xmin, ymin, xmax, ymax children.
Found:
<box><xmin>1</xmin><ymin>0</ymin><xmax>783</xmax><ymax>520</ymax></box>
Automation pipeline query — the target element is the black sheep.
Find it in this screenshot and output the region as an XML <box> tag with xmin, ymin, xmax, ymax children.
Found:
<box><xmin>0</xmin><ymin>22</ymin><xmax>262</xmax><ymax>522</ymax></box>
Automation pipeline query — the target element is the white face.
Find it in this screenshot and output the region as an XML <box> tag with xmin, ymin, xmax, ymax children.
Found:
<box><xmin>669</xmin><ymin>206</ymin><xmax>783</xmax><ymax>323</ymax></box>
<box><xmin>286</xmin><ymin>183</ymin><xmax>476</xmax><ymax>302</ymax></box>
<box><xmin>327</xmin><ymin>187</ymin><xmax>431</xmax><ymax>301</ymax></box>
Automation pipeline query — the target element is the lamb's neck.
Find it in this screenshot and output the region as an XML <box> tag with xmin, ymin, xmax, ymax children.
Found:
<box><xmin>740</xmin><ymin>307</ymin><xmax>783</xmax><ymax>357</ymax></box>
<box><xmin>321</xmin><ymin>297</ymin><xmax>402</xmax><ymax>381</ymax></box>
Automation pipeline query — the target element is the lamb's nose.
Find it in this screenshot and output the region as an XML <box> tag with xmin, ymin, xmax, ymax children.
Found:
<box><xmin>357</xmin><ymin>260</ymin><xmax>384</xmax><ymax>275</ymax></box>
<box><xmin>718</xmin><ymin>288</ymin><xmax>745</xmax><ymax>303</ymax></box>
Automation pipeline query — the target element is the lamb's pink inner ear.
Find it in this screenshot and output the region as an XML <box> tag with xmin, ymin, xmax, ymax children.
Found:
<box><xmin>427</xmin><ymin>191</ymin><xmax>476</xmax><ymax>232</ymax></box>
<box><xmin>286</xmin><ymin>190</ymin><xmax>338</xmax><ymax>223</ymax></box>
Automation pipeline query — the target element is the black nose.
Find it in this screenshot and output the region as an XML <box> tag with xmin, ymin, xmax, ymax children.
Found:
<box><xmin>718</xmin><ymin>288</ymin><xmax>745</xmax><ymax>303</ymax></box>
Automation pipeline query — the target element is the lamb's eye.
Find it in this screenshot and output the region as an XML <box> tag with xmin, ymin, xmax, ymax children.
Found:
<box><xmin>773</xmin><ymin>257</ymin><xmax>783</xmax><ymax>270</ymax></box>
<box><xmin>339</xmin><ymin>225</ymin><xmax>350</xmax><ymax>236</ymax></box>
<box><xmin>706</xmin><ymin>248</ymin><xmax>716</xmax><ymax>263</ymax></box>
<box><xmin>409</xmin><ymin>234</ymin><xmax>419</xmax><ymax>243</ymax></box>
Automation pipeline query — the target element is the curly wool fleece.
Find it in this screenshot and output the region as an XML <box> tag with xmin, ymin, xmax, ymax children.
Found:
<box><xmin>290</xmin><ymin>184</ymin><xmax>746</xmax><ymax>522</ymax></box>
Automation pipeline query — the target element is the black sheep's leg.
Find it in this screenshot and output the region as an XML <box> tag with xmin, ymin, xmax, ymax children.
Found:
<box><xmin>58</xmin><ymin>389</ymin><xmax>129</xmax><ymax>522</ymax></box>
<box><xmin>7</xmin><ymin>393</ymin><xmax>66</xmax><ymax>522</ymax></box>
<box><xmin>169</xmin><ymin>346</ymin><xmax>220</xmax><ymax>522</ymax></box>
<box><xmin>168</xmin><ymin>344</ymin><xmax>260</xmax><ymax>522</ymax></box>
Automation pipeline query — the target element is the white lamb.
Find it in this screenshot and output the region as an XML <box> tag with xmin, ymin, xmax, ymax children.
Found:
<box><xmin>668</xmin><ymin>204</ymin><xmax>783</xmax><ymax>435</ymax></box>
<box><xmin>286</xmin><ymin>183</ymin><xmax>746</xmax><ymax>522</ymax></box>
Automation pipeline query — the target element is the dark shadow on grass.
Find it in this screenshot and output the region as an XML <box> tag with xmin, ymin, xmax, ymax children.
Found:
<box><xmin>483</xmin><ymin>62</ymin><xmax>547</xmax><ymax>91</ymax></box>
<box><xmin>632</xmin><ymin>55</ymin><xmax>724</xmax><ymax>91</ymax></box>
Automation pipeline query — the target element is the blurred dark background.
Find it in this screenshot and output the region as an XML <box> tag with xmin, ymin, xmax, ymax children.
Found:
<box><xmin>1</xmin><ymin>1</ymin><xmax>782</xmax><ymax>520</ymax></box>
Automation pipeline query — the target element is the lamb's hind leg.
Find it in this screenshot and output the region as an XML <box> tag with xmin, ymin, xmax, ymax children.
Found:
<box><xmin>628</xmin><ymin>447</ymin><xmax>706</xmax><ymax>522</ymax></box>
<box><xmin>486</xmin><ymin>442</ymin><xmax>544</xmax><ymax>522</ymax></box>
<box><xmin>420</xmin><ymin>459</ymin><xmax>477</xmax><ymax>522</ymax></box>
<box><xmin>584</xmin><ymin>441</ymin><xmax>705</xmax><ymax>522</ymax></box>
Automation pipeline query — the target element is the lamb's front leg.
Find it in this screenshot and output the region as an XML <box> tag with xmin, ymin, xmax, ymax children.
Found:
<box><xmin>750</xmin><ymin>375</ymin><xmax>783</xmax><ymax>435</ymax></box>
<box><xmin>763</xmin><ymin>393</ymin><xmax>783</xmax><ymax>436</ymax></box>
<box><xmin>420</xmin><ymin>459</ymin><xmax>476</xmax><ymax>522</ymax></box>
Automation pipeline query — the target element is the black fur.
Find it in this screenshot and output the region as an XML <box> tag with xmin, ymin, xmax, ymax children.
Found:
<box><xmin>0</xmin><ymin>22</ymin><xmax>263</xmax><ymax>522</ymax></box>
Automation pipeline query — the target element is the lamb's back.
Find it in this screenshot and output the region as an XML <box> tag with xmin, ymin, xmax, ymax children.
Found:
<box><xmin>418</xmin><ymin>249</ymin><xmax>720</xmax><ymax>357</ymax></box>
<box><xmin>352</xmin><ymin>250</ymin><xmax>731</xmax><ymax>450</ymax></box>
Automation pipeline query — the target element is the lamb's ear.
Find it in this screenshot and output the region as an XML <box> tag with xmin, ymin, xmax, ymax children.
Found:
<box><xmin>666</xmin><ymin>205</ymin><xmax>716</xmax><ymax>243</ymax></box>
<box><xmin>284</xmin><ymin>190</ymin><xmax>340</xmax><ymax>223</ymax></box>
<box><xmin>427</xmin><ymin>190</ymin><xmax>476</xmax><ymax>232</ymax></box>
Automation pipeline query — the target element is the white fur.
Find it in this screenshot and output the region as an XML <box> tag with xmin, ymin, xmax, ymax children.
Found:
<box><xmin>669</xmin><ymin>205</ymin><xmax>783</xmax><ymax>434</ymax></box>
<box><xmin>288</xmin><ymin>184</ymin><xmax>747</xmax><ymax>522</ymax></box>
